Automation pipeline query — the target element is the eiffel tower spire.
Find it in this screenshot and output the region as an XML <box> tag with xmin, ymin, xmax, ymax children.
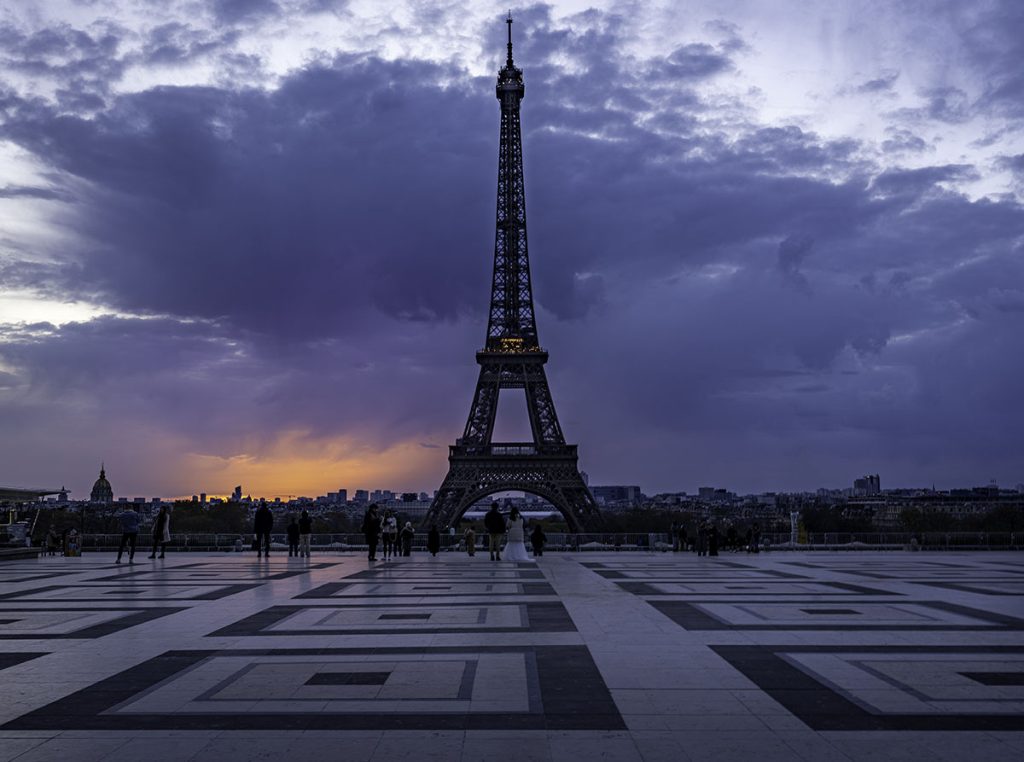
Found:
<box><xmin>422</xmin><ymin>18</ymin><xmax>602</xmax><ymax>532</ymax></box>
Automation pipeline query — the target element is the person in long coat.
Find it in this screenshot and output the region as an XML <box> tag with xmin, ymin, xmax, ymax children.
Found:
<box><xmin>530</xmin><ymin>524</ymin><xmax>546</xmax><ymax>557</ymax></box>
<box><xmin>149</xmin><ymin>506</ymin><xmax>171</xmax><ymax>559</ymax></box>
<box><xmin>253</xmin><ymin>504</ymin><xmax>273</xmax><ymax>558</ymax></box>
<box><xmin>361</xmin><ymin>504</ymin><xmax>380</xmax><ymax>561</ymax></box>
<box><xmin>427</xmin><ymin>525</ymin><xmax>441</xmax><ymax>557</ymax></box>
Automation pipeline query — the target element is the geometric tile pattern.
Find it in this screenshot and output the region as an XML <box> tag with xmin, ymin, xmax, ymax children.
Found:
<box><xmin>1</xmin><ymin>552</ymin><xmax>1024</xmax><ymax>760</ymax></box>
<box><xmin>712</xmin><ymin>645</ymin><xmax>1024</xmax><ymax>730</ymax></box>
<box><xmin>0</xmin><ymin>607</ymin><xmax>187</xmax><ymax>638</ymax></box>
<box><xmin>5</xmin><ymin>645</ymin><xmax>622</xmax><ymax>730</ymax></box>
<box><xmin>209</xmin><ymin>601</ymin><xmax>576</xmax><ymax>636</ymax></box>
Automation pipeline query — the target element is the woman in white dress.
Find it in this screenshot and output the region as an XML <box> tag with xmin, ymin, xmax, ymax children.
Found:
<box><xmin>503</xmin><ymin>507</ymin><xmax>534</xmax><ymax>563</ymax></box>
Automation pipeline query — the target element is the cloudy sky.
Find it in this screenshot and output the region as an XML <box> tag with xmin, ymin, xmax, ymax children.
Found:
<box><xmin>1</xmin><ymin>0</ymin><xmax>1022</xmax><ymax>499</ymax></box>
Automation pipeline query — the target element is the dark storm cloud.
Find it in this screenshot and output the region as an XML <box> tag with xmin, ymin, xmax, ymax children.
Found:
<box><xmin>854</xmin><ymin>70</ymin><xmax>899</xmax><ymax>94</ymax></box>
<box><xmin>213</xmin><ymin>0</ymin><xmax>281</xmax><ymax>23</ymax></box>
<box><xmin>141</xmin><ymin>23</ymin><xmax>241</xmax><ymax>65</ymax></box>
<box><xmin>0</xmin><ymin>21</ymin><xmax>124</xmax><ymax>81</ymax></box>
<box><xmin>1</xmin><ymin>5</ymin><xmax>1023</xmax><ymax>493</ymax></box>
<box><xmin>881</xmin><ymin>128</ymin><xmax>928</xmax><ymax>154</ymax></box>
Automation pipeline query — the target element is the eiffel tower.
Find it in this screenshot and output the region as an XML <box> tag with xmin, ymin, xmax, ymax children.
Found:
<box><xmin>423</xmin><ymin>16</ymin><xmax>603</xmax><ymax>532</ymax></box>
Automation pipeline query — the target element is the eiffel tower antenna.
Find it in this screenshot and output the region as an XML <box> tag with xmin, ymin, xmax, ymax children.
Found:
<box><xmin>506</xmin><ymin>12</ymin><xmax>514</xmax><ymax>67</ymax></box>
<box><xmin>423</xmin><ymin>19</ymin><xmax>603</xmax><ymax>532</ymax></box>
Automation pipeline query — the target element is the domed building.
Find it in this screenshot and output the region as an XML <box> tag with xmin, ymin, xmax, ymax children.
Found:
<box><xmin>89</xmin><ymin>464</ymin><xmax>114</xmax><ymax>504</ymax></box>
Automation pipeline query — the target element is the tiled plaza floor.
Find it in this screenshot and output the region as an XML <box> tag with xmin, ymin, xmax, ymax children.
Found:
<box><xmin>1</xmin><ymin>551</ymin><xmax>1023</xmax><ymax>760</ymax></box>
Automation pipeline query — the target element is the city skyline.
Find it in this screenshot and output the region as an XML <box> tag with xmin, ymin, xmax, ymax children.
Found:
<box><xmin>1</xmin><ymin>1</ymin><xmax>1022</xmax><ymax>499</ymax></box>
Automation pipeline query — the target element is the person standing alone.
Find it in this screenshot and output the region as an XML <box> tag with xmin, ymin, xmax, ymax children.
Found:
<box><xmin>253</xmin><ymin>503</ymin><xmax>273</xmax><ymax>558</ymax></box>
<box><xmin>381</xmin><ymin>509</ymin><xmax>399</xmax><ymax>560</ymax></box>
<box><xmin>115</xmin><ymin>506</ymin><xmax>140</xmax><ymax>564</ymax></box>
<box><xmin>148</xmin><ymin>506</ymin><xmax>170</xmax><ymax>559</ymax></box>
<box><xmin>286</xmin><ymin>516</ymin><xmax>300</xmax><ymax>557</ymax></box>
<box><xmin>298</xmin><ymin>510</ymin><xmax>313</xmax><ymax>558</ymax></box>
<box><xmin>361</xmin><ymin>504</ymin><xmax>380</xmax><ymax>561</ymax></box>
<box><xmin>484</xmin><ymin>502</ymin><xmax>505</xmax><ymax>561</ymax></box>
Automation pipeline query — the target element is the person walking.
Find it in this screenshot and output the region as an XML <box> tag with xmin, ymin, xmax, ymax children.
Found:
<box><xmin>253</xmin><ymin>503</ymin><xmax>273</xmax><ymax>558</ymax></box>
<box><xmin>696</xmin><ymin>522</ymin><xmax>707</xmax><ymax>557</ymax></box>
<box><xmin>298</xmin><ymin>510</ymin><xmax>313</xmax><ymax>558</ymax></box>
<box><xmin>361</xmin><ymin>504</ymin><xmax>380</xmax><ymax>561</ymax></box>
<box><xmin>148</xmin><ymin>506</ymin><xmax>171</xmax><ymax>559</ymax></box>
<box><xmin>115</xmin><ymin>506</ymin><xmax>140</xmax><ymax>564</ymax></box>
<box><xmin>427</xmin><ymin>524</ymin><xmax>441</xmax><ymax>557</ymax></box>
<box><xmin>286</xmin><ymin>517</ymin><xmax>300</xmax><ymax>557</ymax></box>
<box><xmin>677</xmin><ymin>524</ymin><xmax>688</xmax><ymax>553</ymax></box>
<box><xmin>45</xmin><ymin>527</ymin><xmax>59</xmax><ymax>556</ymax></box>
<box><xmin>400</xmin><ymin>521</ymin><xmax>415</xmax><ymax>557</ymax></box>
<box><xmin>463</xmin><ymin>525</ymin><xmax>477</xmax><ymax>557</ymax></box>
<box><xmin>484</xmin><ymin>502</ymin><xmax>505</xmax><ymax>561</ymax></box>
<box><xmin>530</xmin><ymin>524</ymin><xmax>546</xmax><ymax>557</ymax></box>
<box><xmin>708</xmin><ymin>523</ymin><xmax>720</xmax><ymax>557</ymax></box>
<box><xmin>752</xmin><ymin>522</ymin><xmax>762</xmax><ymax>554</ymax></box>
<box><xmin>670</xmin><ymin>521</ymin><xmax>680</xmax><ymax>552</ymax></box>
<box><xmin>381</xmin><ymin>509</ymin><xmax>399</xmax><ymax>560</ymax></box>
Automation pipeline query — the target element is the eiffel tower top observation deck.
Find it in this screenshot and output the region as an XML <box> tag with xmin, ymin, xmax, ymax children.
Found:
<box><xmin>421</xmin><ymin>17</ymin><xmax>602</xmax><ymax>531</ymax></box>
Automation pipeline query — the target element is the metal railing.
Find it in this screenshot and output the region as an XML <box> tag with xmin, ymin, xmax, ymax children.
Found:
<box><xmin>66</xmin><ymin>531</ymin><xmax>1022</xmax><ymax>553</ymax></box>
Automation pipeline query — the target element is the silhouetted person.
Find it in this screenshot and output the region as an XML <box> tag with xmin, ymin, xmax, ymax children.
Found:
<box><xmin>253</xmin><ymin>504</ymin><xmax>273</xmax><ymax>558</ymax></box>
<box><xmin>298</xmin><ymin>510</ymin><xmax>312</xmax><ymax>557</ymax></box>
<box><xmin>149</xmin><ymin>506</ymin><xmax>170</xmax><ymax>559</ymax></box>
<box><xmin>45</xmin><ymin>527</ymin><xmax>59</xmax><ymax>556</ymax></box>
<box><xmin>381</xmin><ymin>508</ymin><xmax>398</xmax><ymax>560</ymax></box>
<box><xmin>752</xmin><ymin>522</ymin><xmax>761</xmax><ymax>554</ymax></box>
<box><xmin>530</xmin><ymin>524</ymin><xmax>546</xmax><ymax>556</ymax></box>
<box><xmin>708</xmin><ymin>524</ymin><xmax>719</xmax><ymax>557</ymax></box>
<box><xmin>670</xmin><ymin>521</ymin><xmax>680</xmax><ymax>552</ymax></box>
<box><xmin>463</xmin><ymin>525</ymin><xmax>477</xmax><ymax>557</ymax></box>
<box><xmin>484</xmin><ymin>502</ymin><xmax>505</xmax><ymax>561</ymax></box>
<box><xmin>115</xmin><ymin>507</ymin><xmax>139</xmax><ymax>564</ymax></box>
<box><xmin>726</xmin><ymin>525</ymin><xmax>737</xmax><ymax>551</ymax></box>
<box><xmin>287</xmin><ymin>517</ymin><xmax>300</xmax><ymax>557</ymax></box>
<box><xmin>677</xmin><ymin>525</ymin><xmax>687</xmax><ymax>552</ymax></box>
<box><xmin>427</xmin><ymin>524</ymin><xmax>441</xmax><ymax>557</ymax></box>
<box><xmin>400</xmin><ymin>521</ymin><xmax>415</xmax><ymax>556</ymax></box>
<box><xmin>361</xmin><ymin>504</ymin><xmax>380</xmax><ymax>561</ymax></box>
<box><xmin>696</xmin><ymin>523</ymin><xmax>708</xmax><ymax>557</ymax></box>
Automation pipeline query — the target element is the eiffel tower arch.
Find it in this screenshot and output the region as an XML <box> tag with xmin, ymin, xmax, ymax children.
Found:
<box><xmin>422</xmin><ymin>17</ymin><xmax>603</xmax><ymax>532</ymax></box>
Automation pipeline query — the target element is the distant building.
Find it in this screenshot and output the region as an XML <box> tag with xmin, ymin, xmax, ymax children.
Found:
<box><xmin>591</xmin><ymin>485</ymin><xmax>642</xmax><ymax>508</ymax></box>
<box><xmin>338</xmin><ymin>489</ymin><xmax>348</xmax><ymax>503</ymax></box>
<box><xmin>200</xmin><ymin>493</ymin><xmax>207</xmax><ymax>504</ymax></box>
<box><xmin>231</xmin><ymin>485</ymin><xmax>242</xmax><ymax>502</ymax></box>
<box><xmin>354</xmin><ymin>490</ymin><xmax>369</xmax><ymax>503</ymax></box>
<box><xmin>89</xmin><ymin>464</ymin><xmax>114</xmax><ymax>503</ymax></box>
<box><xmin>853</xmin><ymin>474</ymin><xmax>881</xmax><ymax>496</ymax></box>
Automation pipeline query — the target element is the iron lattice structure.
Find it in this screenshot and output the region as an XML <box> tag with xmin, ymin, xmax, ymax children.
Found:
<box><xmin>423</xmin><ymin>17</ymin><xmax>603</xmax><ymax>532</ymax></box>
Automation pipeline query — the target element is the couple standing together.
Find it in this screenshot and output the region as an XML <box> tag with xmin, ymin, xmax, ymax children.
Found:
<box><xmin>484</xmin><ymin>502</ymin><xmax>531</xmax><ymax>562</ymax></box>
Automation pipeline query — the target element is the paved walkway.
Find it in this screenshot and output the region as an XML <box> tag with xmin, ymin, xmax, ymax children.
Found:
<box><xmin>0</xmin><ymin>551</ymin><xmax>1022</xmax><ymax>760</ymax></box>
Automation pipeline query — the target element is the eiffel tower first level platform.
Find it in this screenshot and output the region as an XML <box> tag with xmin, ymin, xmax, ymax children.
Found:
<box><xmin>422</xmin><ymin>17</ymin><xmax>603</xmax><ymax>532</ymax></box>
